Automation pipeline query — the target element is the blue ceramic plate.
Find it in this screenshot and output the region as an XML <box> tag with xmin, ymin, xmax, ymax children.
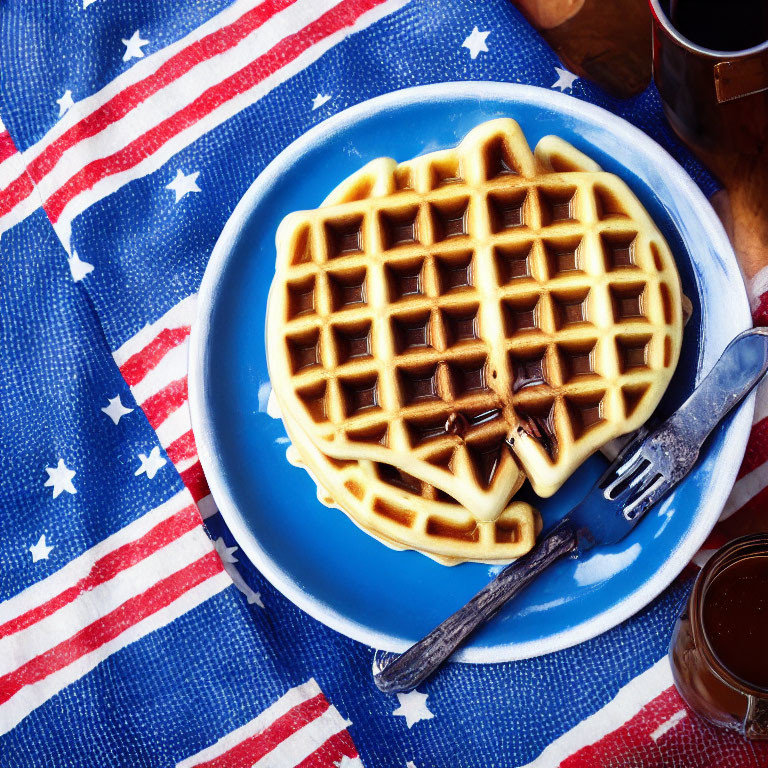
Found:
<box><xmin>190</xmin><ymin>83</ymin><xmax>753</xmax><ymax>662</ymax></box>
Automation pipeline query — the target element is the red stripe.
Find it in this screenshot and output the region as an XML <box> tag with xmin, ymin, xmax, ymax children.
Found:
<box><xmin>698</xmin><ymin>530</ymin><xmax>729</xmax><ymax>553</ymax></box>
<box><xmin>44</xmin><ymin>0</ymin><xmax>388</xmax><ymax>222</ymax></box>
<box><xmin>119</xmin><ymin>326</ymin><xmax>190</xmax><ymax>387</ymax></box>
<box><xmin>193</xmin><ymin>693</ymin><xmax>330</xmax><ymax>768</ymax></box>
<box><xmin>562</xmin><ymin>684</ymin><xmax>768</xmax><ymax>768</ymax></box>
<box><xmin>560</xmin><ymin>686</ymin><xmax>685</xmax><ymax>768</ymax></box>
<box><xmin>699</xmin><ymin>413</ymin><xmax>768</xmax><ymax>550</ymax></box>
<box><xmin>0</xmin><ymin>550</ymin><xmax>223</xmax><ymax>706</ymax></box>
<box><xmin>676</xmin><ymin>563</ymin><xmax>699</xmax><ymax>582</ymax></box>
<box><xmin>166</xmin><ymin>430</ymin><xmax>198</xmax><ymax>464</ymax></box>
<box><xmin>710</xmin><ymin>482</ymin><xmax>768</xmax><ymax>543</ymax></box>
<box><xmin>295</xmin><ymin>729</ymin><xmax>358</xmax><ymax>768</ymax></box>
<box><xmin>0</xmin><ymin>171</ymin><xmax>36</xmax><ymax>218</ymax></box>
<box><xmin>737</xmin><ymin>417</ymin><xmax>768</xmax><ymax>479</ymax></box>
<box><xmin>25</xmin><ymin>0</ymin><xmax>296</xmax><ymax>188</ymax></box>
<box><xmin>0</xmin><ymin>504</ymin><xmax>200</xmax><ymax>639</ymax></box>
<box><xmin>180</xmin><ymin>461</ymin><xmax>210</xmax><ymax>503</ymax></box>
<box><xmin>752</xmin><ymin>294</ymin><xmax>768</xmax><ymax>329</ymax></box>
<box><xmin>0</xmin><ymin>132</ymin><xmax>17</xmax><ymax>164</ymax></box>
<box><xmin>141</xmin><ymin>377</ymin><xmax>189</xmax><ymax>429</ymax></box>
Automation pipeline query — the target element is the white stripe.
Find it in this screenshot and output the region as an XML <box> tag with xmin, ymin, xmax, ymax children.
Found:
<box><xmin>749</xmin><ymin>266</ymin><xmax>768</xmax><ymax>311</ymax></box>
<box><xmin>36</xmin><ymin>0</ymin><xmax>346</xmax><ymax>203</ymax></box>
<box><xmin>720</xmin><ymin>459</ymin><xmax>768</xmax><ymax>521</ymax></box>
<box><xmin>650</xmin><ymin>709</ymin><xmax>687</xmax><ymax>742</ymax></box>
<box><xmin>52</xmin><ymin>0</ymin><xmax>412</xmax><ymax>241</ymax></box>
<box><xmin>155</xmin><ymin>402</ymin><xmax>192</xmax><ymax>448</ymax></box>
<box><xmin>19</xmin><ymin>0</ymin><xmax>267</xmax><ymax>171</ymax></box>
<box><xmin>129</xmin><ymin>340</ymin><xmax>190</xmax><ymax>405</ymax></box>
<box><xmin>0</xmin><ymin>570</ymin><xmax>230</xmax><ymax>736</ymax></box>
<box><xmin>253</xmin><ymin>705</ymin><xmax>351</xmax><ymax>767</ymax></box>
<box><xmin>0</xmin><ymin>150</ymin><xmax>43</xmax><ymax>237</ymax></box>
<box><xmin>0</xmin><ymin>490</ymin><xmax>191</xmax><ymax>625</ymax></box>
<box><xmin>176</xmin><ymin>679</ymin><xmax>322</xmax><ymax>767</ymax></box>
<box><xmin>752</xmin><ymin>379</ymin><xmax>768</xmax><ymax>424</ymax></box>
<box><xmin>0</xmin><ymin>194</ymin><xmax>42</xmax><ymax>238</ymax></box>
<box><xmin>520</xmin><ymin>658</ymin><xmax>674</xmax><ymax>768</ymax></box>
<box><xmin>0</xmin><ymin>526</ymin><xmax>212</xmax><ymax>677</ymax></box>
<box><xmin>0</xmin><ymin>153</ymin><xmax>26</xmax><ymax>190</ymax></box>
<box><xmin>175</xmin><ymin>456</ymin><xmax>200</xmax><ymax>475</ymax></box>
<box><xmin>113</xmin><ymin>294</ymin><xmax>197</xmax><ymax>366</ymax></box>
<box><xmin>713</xmin><ymin>378</ymin><xmax>768</xmax><ymax>522</ymax></box>
<box><xmin>691</xmin><ymin>548</ymin><xmax>716</xmax><ymax>569</ymax></box>
<box><xmin>197</xmin><ymin>494</ymin><xmax>218</xmax><ymax>520</ymax></box>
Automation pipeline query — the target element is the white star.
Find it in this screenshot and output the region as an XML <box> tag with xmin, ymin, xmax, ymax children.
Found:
<box><xmin>122</xmin><ymin>30</ymin><xmax>149</xmax><ymax>62</ymax></box>
<box><xmin>406</xmin><ymin>762</ymin><xmax>419</xmax><ymax>768</ymax></box>
<box><xmin>462</xmin><ymin>27</ymin><xmax>490</xmax><ymax>59</ymax></box>
<box><xmin>334</xmin><ymin>757</ymin><xmax>364</xmax><ymax>768</ymax></box>
<box><xmin>56</xmin><ymin>90</ymin><xmax>75</xmax><ymax>117</ymax></box>
<box><xmin>214</xmin><ymin>537</ymin><xmax>238</xmax><ymax>564</ymax></box>
<box><xmin>552</xmin><ymin>66</ymin><xmax>579</xmax><ymax>92</ymax></box>
<box><xmin>166</xmin><ymin>169</ymin><xmax>201</xmax><ymax>203</ymax></box>
<box><xmin>83</xmin><ymin>0</ymin><xmax>98</xmax><ymax>7</ymax></box>
<box><xmin>392</xmin><ymin>690</ymin><xmax>434</xmax><ymax>728</ymax></box>
<box><xmin>29</xmin><ymin>535</ymin><xmax>54</xmax><ymax>562</ymax></box>
<box><xmin>67</xmin><ymin>250</ymin><xmax>94</xmax><ymax>282</ymax></box>
<box><xmin>101</xmin><ymin>394</ymin><xmax>133</xmax><ymax>425</ymax></box>
<box><xmin>214</xmin><ymin>538</ymin><xmax>264</xmax><ymax>607</ymax></box>
<box><xmin>311</xmin><ymin>93</ymin><xmax>332</xmax><ymax>110</ymax></box>
<box><xmin>134</xmin><ymin>446</ymin><xmax>167</xmax><ymax>479</ymax></box>
<box><xmin>44</xmin><ymin>459</ymin><xmax>76</xmax><ymax>498</ymax></box>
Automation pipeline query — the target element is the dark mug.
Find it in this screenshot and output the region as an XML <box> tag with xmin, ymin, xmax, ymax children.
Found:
<box><xmin>649</xmin><ymin>0</ymin><xmax>768</xmax><ymax>153</ymax></box>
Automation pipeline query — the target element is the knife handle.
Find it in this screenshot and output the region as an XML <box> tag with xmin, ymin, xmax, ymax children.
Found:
<box><xmin>373</xmin><ymin>518</ymin><xmax>578</xmax><ymax>694</ymax></box>
<box><xmin>673</xmin><ymin>327</ymin><xmax>768</xmax><ymax>446</ymax></box>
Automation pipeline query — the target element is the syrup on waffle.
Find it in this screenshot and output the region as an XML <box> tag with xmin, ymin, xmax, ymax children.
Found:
<box><xmin>278</xmin><ymin>392</ymin><xmax>540</xmax><ymax>565</ymax></box>
<box><xmin>266</xmin><ymin>119</ymin><xmax>683</xmax><ymax>517</ymax></box>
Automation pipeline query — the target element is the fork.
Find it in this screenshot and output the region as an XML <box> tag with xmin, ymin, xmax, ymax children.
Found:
<box><xmin>374</xmin><ymin>327</ymin><xmax>768</xmax><ymax>694</ymax></box>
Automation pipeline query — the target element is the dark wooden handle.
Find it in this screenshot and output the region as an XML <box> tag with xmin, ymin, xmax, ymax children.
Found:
<box><xmin>373</xmin><ymin>518</ymin><xmax>578</xmax><ymax>694</ymax></box>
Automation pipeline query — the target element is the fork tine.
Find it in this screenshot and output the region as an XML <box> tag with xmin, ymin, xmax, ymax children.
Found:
<box><xmin>623</xmin><ymin>473</ymin><xmax>666</xmax><ymax>519</ymax></box>
<box><xmin>605</xmin><ymin>476</ymin><xmax>633</xmax><ymax>503</ymax></box>
<box><xmin>613</xmin><ymin>449</ymin><xmax>644</xmax><ymax>477</ymax></box>
<box><xmin>604</xmin><ymin>453</ymin><xmax>647</xmax><ymax>500</ymax></box>
<box><xmin>627</xmin><ymin>462</ymin><xmax>652</xmax><ymax>490</ymax></box>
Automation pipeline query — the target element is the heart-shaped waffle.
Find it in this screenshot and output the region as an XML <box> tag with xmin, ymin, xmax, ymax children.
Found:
<box><xmin>266</xmin><ymin>119</ymin><xmax>683</xmax><ymax>519</ymax></box>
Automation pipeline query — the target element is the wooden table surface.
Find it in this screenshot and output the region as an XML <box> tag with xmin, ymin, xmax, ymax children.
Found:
<box><xmin>515</xmin><ymin>0</ymin><xmax>768</xmax><ymax>281</ymax></box>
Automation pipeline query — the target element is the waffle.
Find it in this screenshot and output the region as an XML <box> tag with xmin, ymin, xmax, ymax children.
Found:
<box><xmin>266</xmin><ymin>119</ymin><xmax>683</xmax><ymax>518</ymax></box>
<box><xmin>277</xmin><ymin>390</ymin><xmax>541</xmax><ymax>565</ymax></box>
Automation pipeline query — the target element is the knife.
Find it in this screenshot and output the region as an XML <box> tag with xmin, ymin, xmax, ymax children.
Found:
<box><xmin>374</xmin><ymin>327</ymin><xmax>768</xmax><ymax>694</ymax></box>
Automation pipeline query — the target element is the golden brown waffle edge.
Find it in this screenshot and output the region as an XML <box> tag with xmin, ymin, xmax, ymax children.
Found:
<box><xmin>275</xmin><ymin>386</ymin><xmax>542</xmax><ymax>565</ymax></box>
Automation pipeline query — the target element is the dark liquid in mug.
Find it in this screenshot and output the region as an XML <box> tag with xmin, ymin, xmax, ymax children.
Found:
<box><xmin>703</xmin><ymin>555</ymin><xmax>768</xmax><ymax>689</ymax></box>
<box><xmin>662</xmin><ymin>0</ymin><xmax>768</xmax><ymax>52</ymax></box>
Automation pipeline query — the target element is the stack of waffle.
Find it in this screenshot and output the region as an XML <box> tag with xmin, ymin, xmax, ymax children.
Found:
<box><xmin>266</xmin><ymin>119</ymin><xmax>683</xmax><ymax>565</ymax></box>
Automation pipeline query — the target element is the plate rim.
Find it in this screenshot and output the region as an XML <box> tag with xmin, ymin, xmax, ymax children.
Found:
<box><xmin>189</xmin><ymin>81</ymin><xmax>754</xmax><ymax>662</ymax></box>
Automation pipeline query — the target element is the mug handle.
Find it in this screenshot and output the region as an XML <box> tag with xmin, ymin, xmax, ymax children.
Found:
<box><xmin>715</xmin><ymin>50</ymin><xmax>768</xmax><ymax>103</ymax></box>
<box><xmin>744</xmin><ymin>695</ymin><xmax>768</xmax><ymax>739</ymax></box>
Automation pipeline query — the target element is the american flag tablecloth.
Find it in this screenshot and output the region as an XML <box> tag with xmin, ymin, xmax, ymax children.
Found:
<box><xmin>2</xmin><ymin>1</ymin><xmax>768</xmax><ymax>766</ymax></box>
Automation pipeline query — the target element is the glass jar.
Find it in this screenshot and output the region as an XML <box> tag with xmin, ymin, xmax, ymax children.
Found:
<box><xmin>669</xmin><ymin>534</ymin><xmax>768</xmax><ymax>739</ymax></box>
